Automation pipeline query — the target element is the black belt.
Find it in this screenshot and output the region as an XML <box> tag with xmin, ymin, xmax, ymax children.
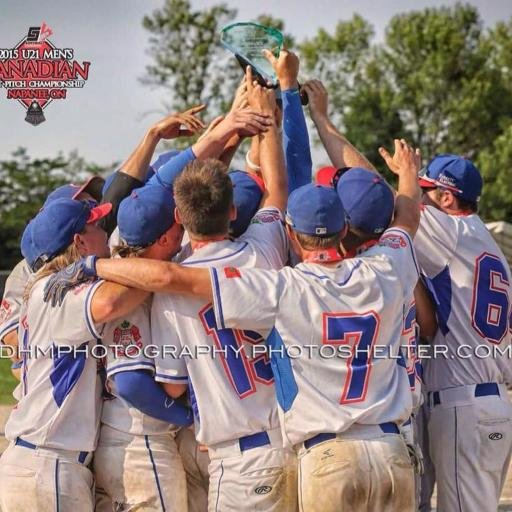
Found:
<box><xmin>15</xmin><ymin>437</ymin><xmax>89</xmax><ymax>464</ymax></box>
<box><xmin>304</xmin><ymin>422</ymin><xmax>399</xmax><ymax>450</ymax></box>
<box><xmin>430</xmin><ymin>382</ymin><xmax>500</xmax><ymax>407</ymax></box>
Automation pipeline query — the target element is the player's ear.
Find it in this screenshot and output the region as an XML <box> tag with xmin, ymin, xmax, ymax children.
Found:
<box><xmin>174</xmin><ymin>207</ymin><xmax>183</xmax><ymax>226</ymax></box>
<box><xmin>229</xmin><ymin>204</ymin><xmax>237</xmax><ymax>222</ymax></box>
<box><xmin>285</xmin><ymin>223</ymin><xmax>297</xmax><ymax>241</ymax></box>
<box><xmin>73</xmin><ymin>232</ymin><xmax>86</xmax><ymax>254</ymax></box>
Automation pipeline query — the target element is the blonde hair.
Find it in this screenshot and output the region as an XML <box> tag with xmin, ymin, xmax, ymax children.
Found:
<box><xmin>112</xmin><ymin>242</ymin><xmax>146</xmax><ymax>259</ymax></box>
<box><xmin>24</xmin><ymin>242</ymin><xmax>82</xmax><ymax>302</ymax></box>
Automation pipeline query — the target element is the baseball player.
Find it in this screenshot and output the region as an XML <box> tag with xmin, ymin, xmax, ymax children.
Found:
<box><xmin>411</xmin><ymin>155</ymin><xmax>512</xmax><ymax>512</ymax></box>
<box><xmin>0</xmin><ymin>198</ymin><xmax>151</xmax><ymax>512</ymax></box>
<box><xmin>94</xmin><ymin>185</ymin><xmax>193</xmax><ymax>512</ymax></box>
<box><xmin>56</xmin><ymin>137</ymin><xmax>421</xmax><ymax>511</ymax></box>
<box><xmin>47</xmin><ymin>78</ymin><xmax>297</xmax><ymax>511</ymax></box>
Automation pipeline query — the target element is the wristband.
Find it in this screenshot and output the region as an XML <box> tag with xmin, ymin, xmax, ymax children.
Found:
<box><xmin>245</xmin><ymin>151</ymin><xmax>261</xmax><ymax>172</ymax></box>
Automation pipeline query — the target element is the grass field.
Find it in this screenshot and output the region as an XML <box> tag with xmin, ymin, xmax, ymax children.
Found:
<box><xmin>0</xmin><ymin>358</ymin><xmax>17</xmax><ymax>405</ymax></box>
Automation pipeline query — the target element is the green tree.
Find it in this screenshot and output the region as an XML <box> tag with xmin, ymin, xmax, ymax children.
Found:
<box><xmin>0</xmin><ymin>148</ymin><xmax>109</xmax><ymax>269</ymax></box>
<box><xmin>477</xmin><ymin>123</ymin><xmax>512</xmax><ymax>222</ymax></box>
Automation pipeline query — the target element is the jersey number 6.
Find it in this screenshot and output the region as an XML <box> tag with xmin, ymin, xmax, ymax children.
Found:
<box><xmin>322</xmin><ymin>311</ymin><xmax>380</xmax><ymax>404</ymax></box>
<box><xmin>200</xmin><ymin>304</ymin><xmax>273</xmax><ymax>398</ymax></box>
<box><xmin>471</xmin><ymin>253</ymin><xmax>510</xmax><ymax>344</ymax></box>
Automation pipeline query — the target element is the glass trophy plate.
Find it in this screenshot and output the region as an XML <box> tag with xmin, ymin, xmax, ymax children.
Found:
<box><xmin>220</xmin><ymin>22</ymin><xmax>284</xmax><ymax>87</ymax></box>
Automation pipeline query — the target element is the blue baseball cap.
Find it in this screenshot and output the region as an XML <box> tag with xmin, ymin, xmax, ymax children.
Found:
<box><xmin>117</xmin><ymin>186</ymin><xmax>176</xmax><ymax>246</ymax></box>
<box><xmin>286</xmin><ymin>184</ymin><xmax>346</xmax><ymax>236</ymax></box>
<box><xmin>20</xmin><ymin>220</ymin><xmax>39</xmax><ymax>271</ymax></box>
<box><xmin>336</xmin><ymin>168</ymin><xmax>395</xmax><ymax>235</ymax></box>
<box><xmin>229</xmin><ymin>170</ymin><xmax>265</xmax><ymax>237</ymax></box>
<box><xmin>23</xmin><ymin>198</ymin><xmax>112</xmax><ymax>265</ymax></box>
<box><xmin>418</xmin><ymin>154</ymin><xmax>482</xmax><ymax>202</ymax></box>
<box><xmin>44</xmin><ymin>176</ymin><xmax>104</xmax><ymax>207</ymax></box>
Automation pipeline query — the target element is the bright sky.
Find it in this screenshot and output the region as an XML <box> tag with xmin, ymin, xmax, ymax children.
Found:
<box><xmin>0</xmin><ymin>0</ymin><xmax>510</xmax><ymax>167</ymax></box>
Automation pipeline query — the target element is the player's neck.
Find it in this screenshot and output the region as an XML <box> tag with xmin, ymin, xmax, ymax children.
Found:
<box><xmin>302</xmin><ymin>247</ymin><xmax>344</xmax><ymax>265</ymax></box>
<box><xmin>190</xmin><ymin>234</ymin><xmax>230</xmax><ymax>252</ymax></box>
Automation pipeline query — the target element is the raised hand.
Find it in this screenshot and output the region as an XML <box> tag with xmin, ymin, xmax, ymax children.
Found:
<box><xmin>379</xmin><ymin>139</ymin><xmax>422</xmax><ymax>176</ymax></box>
<box><xmin>246</xmin><ymin>66</ymin><xmax>277</xmax><ymax>117</ymax></box>
<box><xmin>302</xmin><ymin>80</ymin><xmax>328</xmax><ymax>122</ymax></box>
<box><xmin>43</xmin><ymin>256</ymin><xmax>98</xmax><ymax>307</ymax></box>
<box><xmin>151</xmin><ymin>104</ymin><xmax>206</xmax><ymax>140</ymax></box>
<box><xmin>262</xmin><ymin>48</ymin><xmax>299</xmax><ymax>90</ymax></box>
<box><xmin>230</xmin><ymin>77</ymin><xmax>248</xmax><ymax>112</ymax></box>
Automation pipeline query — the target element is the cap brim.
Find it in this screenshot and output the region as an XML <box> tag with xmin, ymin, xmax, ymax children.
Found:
<box><xmin>87</xmin><ymin>202</ymin><xmax>112</xmax><ymax>224</ymax></box>
<box><xmin>316</xmin><ymin>167</ymin><xmax>338</xmax><ymax>187</ymax></box>
<box><xmin>418</xmin><ymin>177</ymin><xmax>437</xmax><ymax>189</ymax></box>
<box><xmin>72</xmin><ymin>176</ymin><xmax>105</xmax><ymax>202</ymax></box>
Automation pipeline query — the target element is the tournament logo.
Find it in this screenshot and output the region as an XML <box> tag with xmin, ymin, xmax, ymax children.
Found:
<box><xmin>0</xmin><ymin>22</ymin><xmax>91</xmax><ymax>125</ymax></box>
<box><xmin>112</xmin><ymin>320</ymin><xmax>143</xmax><ymax>357</ymax></box>
<box><xmin>379</xmin><ymin>233</ymin><xmax>407</xmax><ymax>250</ymax></box>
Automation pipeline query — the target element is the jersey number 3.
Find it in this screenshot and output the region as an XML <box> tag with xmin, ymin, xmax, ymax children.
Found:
<box><xmin>322</xmin><ymin>311</ymin><xmax>380</xmax><ymax>404</ymax></box>
<box><xmin>471</xmin><ymin>253</ymin><xmax>510</xmax><ymax>344</ymax></box>
<box><xmin>200</xmin><ymin>305</ymin><xmax>273</xmax><ymax>398</ymax></box>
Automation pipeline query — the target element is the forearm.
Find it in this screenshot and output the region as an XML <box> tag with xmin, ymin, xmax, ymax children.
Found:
<box><xmin>91</xmin><ymin>281</ymin><xmax>149</xmax><ymax>324</ymax></box>
<box><xmin>95</xmin><ymin>258</ymin><xmax>213</xmax><ymax>299</ymax></box>
<box><xmin>119</xmin><ymin>128</ymin><xmax>160</xmax><ymax>181</ymax></box>
<box><xmin>393</xmin><ymin>171</ymin><xmax>421</xmax><ymax>236</ymax></box>
<box><xmin>192</xmin><ymin>129</ymin><xmax>232</xmax><ymax>161</ymax></box>
<box><xmin>259</xmin><ymin>123</ymin><xmax>288</xmax><ymax>211</ymax></box>
<box><xmin>218</xmin><ymin>134</ymin><xmax>242</xmax><ymax>169</ymax></box>
<box><xmin>147</xmin><ymin>147</ymin><xmax>196</xmax><ymax>188</ymax></box>
<box><xmin>313</xmin><ymin>115</ymin><xmax>376</xmax><ymax>171</ymax></box>
<box><xmin>282</xmin><ymin>88</ymin><xmax>312</xmax><ymax>192</ymax></box>
<box><xmin>114</xmin><ymin>371</ymin><xmax>193</xmax><ymax>426</ymax></box>
<box><xmin>414</xmin><ymin>280</ymin><xmax>438</xmax><ymax>338</ymax></box>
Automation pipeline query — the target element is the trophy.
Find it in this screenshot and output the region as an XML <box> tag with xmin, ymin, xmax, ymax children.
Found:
<box><xmin>220</xmin><ymin>22</ymin><xmax>283</xmax><ymax>88</ymax></box>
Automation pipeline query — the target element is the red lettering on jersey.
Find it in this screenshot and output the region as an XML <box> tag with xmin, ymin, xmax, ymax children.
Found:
<box><xmin>379</xmin><ymin>233</ymin><xmax>407</xmax><ymax>249</ymax></box>
<box><xmin>224</xmin><ymin>267</ymin><xmax>241</xmax><ymax>279</ymax></box>
<box><xmin>251</xmin><ymin>210</ymin><xmax>281</xmax><ymax>224</ymax></box>
<box><xmin>0</xmin><ymin>300</ymin><xmax>12</xmax><ymax>324</ymax></box>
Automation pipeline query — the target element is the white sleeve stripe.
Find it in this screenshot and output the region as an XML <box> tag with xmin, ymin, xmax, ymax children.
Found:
<box><xmin>210</xmin><ymin>268</ymin><xmax>226</xmax><ymax>329</ymax></box>
<box><xmin>84</xmin><ymin>280</ymin><xmax>105</xmax><ymax>340</ymax></box>
<box><xmin>385</xmin><ymin>228</ymin><xmax>420</xmax><ymax>277</ymax></box>
<box><xmin>154</xmin><ymin>372</ymin><xmax>189</xmax><ymax>383</ymax></box>
<box><xmin>0</xmin><ymin>319</ymin><xmax>19</xmax><ymax>340</ymax></box>
<box><xmin>107</xmin><ymin>361</ymin><xmax>155</xmax><ymax>377</ymax></box>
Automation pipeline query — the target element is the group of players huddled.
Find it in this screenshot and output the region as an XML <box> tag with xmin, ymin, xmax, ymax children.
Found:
<box><xmin>0</xmin><ymin>48</ymin><xmax>511</xmax><ymax>512</ymax></box>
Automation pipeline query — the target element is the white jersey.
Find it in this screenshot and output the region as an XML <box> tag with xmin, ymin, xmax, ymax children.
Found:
<box><xmin>101</xmin><ymin>296</ymin><xmax>178</xmax><ymax>436</ymax></box>
<box><xmin>0</xmin><ymin>259</ymin><xmax>31</xmax><ymax>341</ymax></box>
<box><xmin>209</xmin><ymin>227</ymin><xmax>419</xmax><ymax>447</ymax></box>
<box><xmin>5</xmin><ymin>277</ymin><xmax>104</xmax><ymax>451</ymax></box>
<box><xmin>150</xmin><ymin>207</ymin><xmax>288</xmax><ymax>446</ymax></box>
<box><xmin>414</xmin><ymin>206</ymin><xmax>512</xmax><ymax>391</ymax></box>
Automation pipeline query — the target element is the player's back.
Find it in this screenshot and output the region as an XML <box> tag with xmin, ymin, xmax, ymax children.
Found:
<box><xmin>5</xmin><ymin>277</ymin><xmax>103</xmax><ymax>451</ymax></box>
<box><xmin>151</xmin><ymin>208</ymin><xmax>288</xmax><ymax>446</ymax></box>
<box><xmin>414</xmin><ymin>206</ymin><xmax>512</xmax><ymax>391</ymax></box>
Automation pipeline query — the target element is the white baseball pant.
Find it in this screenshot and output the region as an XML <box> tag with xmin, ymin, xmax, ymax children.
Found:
<box><xmin>93</xmin><ymin>424</ymin><xmax>187</xmax><ymax>512</ymax></box>
<box><xmin>207</xmin><ymin>427</ymin><xmax>298</xmax><ymax>512</ymax></box>
<box><xmin>0</xmin><ymin>441</ymin><xmax>94</xmax><ymax>512</ymax></box>
<box><xmin>296</xmin><ymin>423</ymin><xmax>415</xmax><ymax>512</ymax></box>
<box><xmin>427</xmin><ymin>382</ymin><xmax>512</xmax><ymax>512</ymax></box>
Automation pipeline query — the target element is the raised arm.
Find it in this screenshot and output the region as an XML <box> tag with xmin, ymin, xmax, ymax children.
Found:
<box><xmin>247</xmin><ymin>68</ymin><xmax>288</xmax><ymax>212</ymax></box>
<box><xmin>379</xmin><ymin>139</ymin><xmax>421</xmax><ymax>237</ymax></box>
<box><xmin>263</xmin><ymin>48</ymin><xmax>312</xmax><ymax>192</ymax></box>
<box><xmin>303</xmin><ymin>80</ymin><xmax>376</xmax><ymax>172</ymax></box>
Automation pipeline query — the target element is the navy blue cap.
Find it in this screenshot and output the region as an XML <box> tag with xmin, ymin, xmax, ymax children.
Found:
<box><xmin>44</xmin><ymin>176</ymin><xmax>104</xmax><ymax>207</ymax></box>
<box><xmin>336</xmin><ymin>168</ymin><xmax>395</xmax><ymax>235</ymax></box>
<box><xmin>286</xmin><ymin>184</ymin><xmax>346</xmax><ymax>236</ymax></box>
<box><xmin>23</xmin><ymin>198</ymin><xmax>111</xmax><ymax>264</ymax></box>
<box><xmin>229</xmin><ymin>170</ymin><xmax>265</xmax><ymax>237</ymax></box>
<box><xmin>418</xmin><ymin>154</ymin><xmax>482</xmax><ymax>202</ymax></box>
<box><xmin>117</xmin><ymin>186</ymin><xmax>176</xmax><ymax>246</ymax></box>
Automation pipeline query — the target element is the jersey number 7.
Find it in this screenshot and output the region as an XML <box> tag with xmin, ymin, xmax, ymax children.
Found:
<box><xmin>322</xmin><ymin>311</ymin><xmax>380</xmax><ymax>404</ymax></box>
<box><xmin>200</xmin><ymin>304</ymin><xmax>273</xmax><ymax>398</ymax></box>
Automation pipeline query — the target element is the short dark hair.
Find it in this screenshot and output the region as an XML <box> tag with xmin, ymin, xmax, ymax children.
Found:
<box><xmin>173</xmin><ymin>159</ymin><xmax>233</xmax><ymax>237</ymax></box>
